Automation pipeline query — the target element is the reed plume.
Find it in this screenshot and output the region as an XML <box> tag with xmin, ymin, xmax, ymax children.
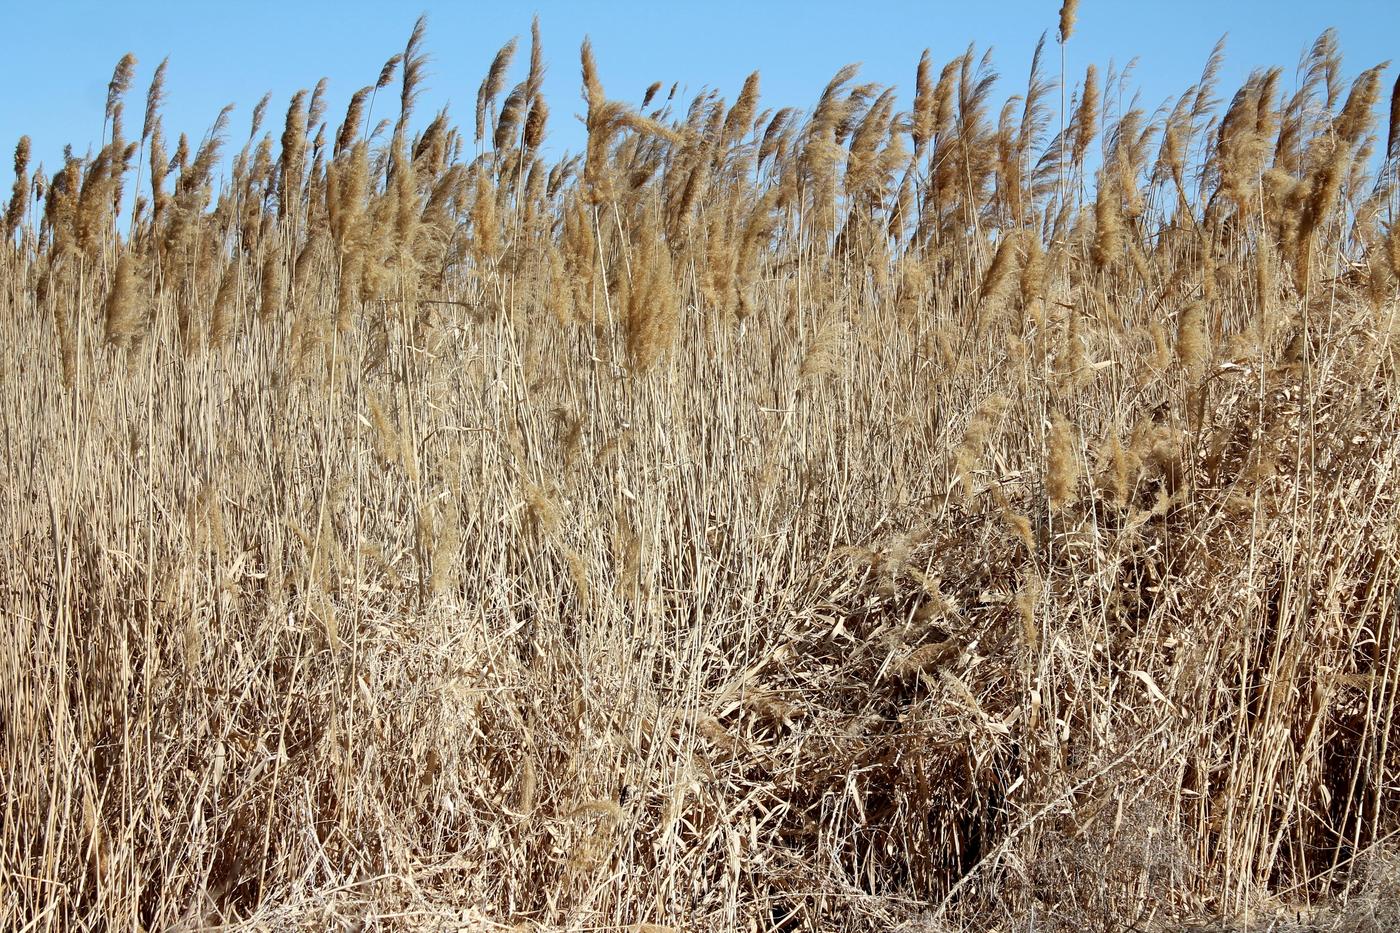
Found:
<box><xmin>105</xmin><ymin>53</ymin><xmax>137</xmax><ymax>143</ymax></box>
<box><xmin>103</xmin><ymin>250</ymin><xmax>146</xmax><ymax>347</ymax></box>
<box><xmin>3</xmin><ymin>136</ymin><xmax>29</xmax><ymax>240</ymax></box>
<box><xmin>1058</xmin><ymin>0</ymin><xmax>1079</xmax><ymax>43</ymax></box>
<box><xmin>477</xmin><ymin>37</ymin><xmax>519</xmax><ymax>145</ymax></box>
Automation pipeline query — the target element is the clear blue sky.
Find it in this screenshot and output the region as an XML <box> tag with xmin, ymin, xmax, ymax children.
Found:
<box><xmin>3</xmin><ymin>1</ymin><xmax>1397</xmax><ymax>179</ymax></box>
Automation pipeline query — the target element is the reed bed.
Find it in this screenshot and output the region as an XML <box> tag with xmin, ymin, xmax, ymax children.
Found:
<box><xmin>1</xmin><ymin>10</ymin><xmax>1399</xmax><ymax>931</ymax></box>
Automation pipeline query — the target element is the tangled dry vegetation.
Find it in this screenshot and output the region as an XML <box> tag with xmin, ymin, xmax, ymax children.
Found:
<box><xmin>2</xmin><ymin>7</ymin><xmax>1399</xmax><ymax>931</ymax></box>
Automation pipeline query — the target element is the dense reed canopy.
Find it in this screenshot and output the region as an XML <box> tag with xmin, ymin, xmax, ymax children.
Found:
<box><xmin>2</xmin><ymin>10</ymin><xmax>1399</xmax><ymax>931</ymax></box>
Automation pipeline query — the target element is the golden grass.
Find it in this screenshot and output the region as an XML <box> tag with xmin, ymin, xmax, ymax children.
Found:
<box><xmin>1</xmin><ymin>13</ymin><xmax>1399</xmax><ymax>932</ymax></box>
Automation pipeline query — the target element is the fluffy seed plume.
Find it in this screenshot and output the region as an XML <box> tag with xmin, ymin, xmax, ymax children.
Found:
<box><xmin>103</xmin><ymin>251</ymin><xmax>147</xmax><ymax>347</ymax></box>
<box><xmin>477</xmin><ymin>37</ymin><xmax>519</xmax><ymax>144</ymax></box>
<box><xmin>1058</xmin><ymin>0</ymin><xmax>1079</xmax><ymax>43</ymax></box>
<box><xmin>912</xmin><ymin>49</ymin><xmax>935</xmax><ymax>157</ymax></box>
<box><xmin>1176</xmin><ymin>300</ymin><xmax>1207</xmax><ymax>379</ymax></box>
<box><xmin>1046</xmin><ymin>409</ymin><xmax>1080</xmax><ymax>511</ymax></box>
<box><xmin>105</xmin><ymin>53</ymin><xmax>138</xmax><ymax>141</ymax></box>
<box><xmin>142</xmin><ymin>58</ymin><xmax>168</xmax><ymax>144</ymax></box>
<box><xmin>3</xmin><ymin>136</ymin><xmax>30</xmax><ymax>239</ymax></box>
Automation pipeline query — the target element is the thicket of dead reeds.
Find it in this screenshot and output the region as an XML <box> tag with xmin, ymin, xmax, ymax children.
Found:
<box><xmin>1</xmin><ymin>10</ymin><xmax>1398</xmax><ymax>931</ymax></box>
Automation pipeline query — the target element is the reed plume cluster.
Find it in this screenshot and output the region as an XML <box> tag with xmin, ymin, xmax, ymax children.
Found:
<box><xmin>2</xmin><ymin>13</ymin><xmax>1399</xmax><ymax>932</ymax></box>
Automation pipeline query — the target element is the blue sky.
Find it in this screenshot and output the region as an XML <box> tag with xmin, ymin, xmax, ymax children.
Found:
<box><xmin>3</xmin><ymin>1</ymin><xmax>1397</xmax><ymax>179</ymax></box>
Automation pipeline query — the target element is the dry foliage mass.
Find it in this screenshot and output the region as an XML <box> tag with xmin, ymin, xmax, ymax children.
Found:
<box><xmin>2</xmin><ymin>10</ymin><xmax>1400</xmax><ymax>932</ymax></box>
